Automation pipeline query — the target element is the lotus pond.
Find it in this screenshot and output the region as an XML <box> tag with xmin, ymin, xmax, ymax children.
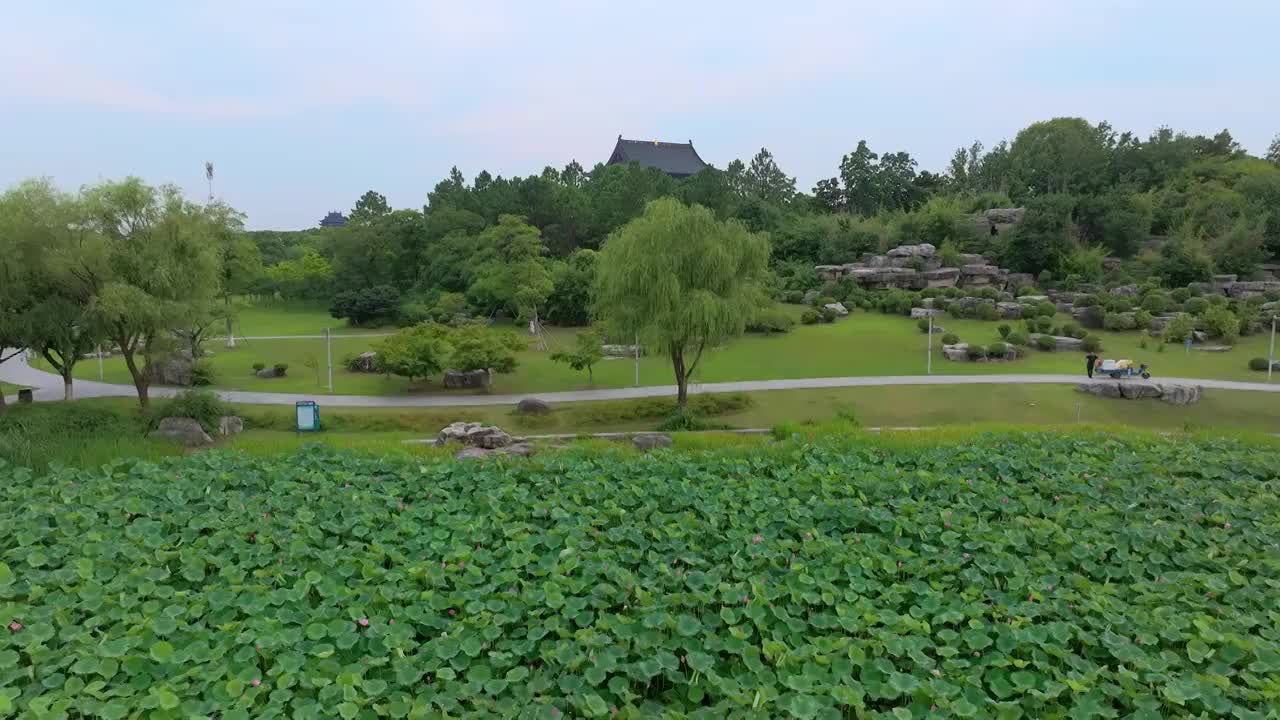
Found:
<box><xmin>1</xmin><ymin>434</ymin><xmax>1278</xmax><ymax>718</ymax></box>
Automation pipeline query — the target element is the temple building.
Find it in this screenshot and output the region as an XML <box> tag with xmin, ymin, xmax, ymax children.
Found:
<box><xmin>319</xmin><ymin>211</ymin><xmax>348</xmax><ymax>228</ymax></box>
<box><xmin>605</xmin><ymin>136</ymin><xmax>709</xmax><ymax>179</ymax></box>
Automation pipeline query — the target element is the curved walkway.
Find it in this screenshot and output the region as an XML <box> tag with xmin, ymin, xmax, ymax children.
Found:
<box><xmin>2</xmin><ymin>350</ymin><xmax>1277</xmax><ymax>407</ymax></box>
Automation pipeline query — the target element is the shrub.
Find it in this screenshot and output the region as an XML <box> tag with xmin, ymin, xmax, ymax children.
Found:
<box><xmin>987</xmin><ymin>341</ymin><xmax>1009</xmax><ymax>358</ymax></box>
<box><xmin>1134</xmin><ymin>308</ymin><xmax>1153</xmax><ymax>330</ymax></box>
<box><xmin>1006</xmin><ymin>331</ymin><xmax>1028</xmax><ymax>346</ymax></box>
<box><xmin>1140</xmin><ymin>293</ymin><xmax>1170</xmax><ymax>314</ymax></box>
<box><xmin>974</xmin><ymin>287</ymin><xmax>1000</xmax><ymax>300</ymax></box>
<box><xmin>947</xmin><ymin>302</ymin><xmax>967</xmax><ymax>320</ymax></box>
<box><xmin>917</xmin><ymin>318</ymin><xmax>931</xmax><ymax>333</ymax></box>
<box><xmin>1035</xmin><ymin>316</ymin><xmax>1054</xmax><ymax>333</ymax></box>
<box><xmin>252</xmin><ymin>362</ymin><xmax>266</xmax><ymax>373</ymax></box>
<box><xmin>1082</xmin><ymin>334</ymin><xmax>1103</xmax><ymax>352</ymax></box>
<box><xmin>272</xmin><ymin>363</ymin><xmax>289</xmax><ymax>376</ymax></box>
<box><xmin>966</xmin><ymin>344</ymin><xmax>987</xmax><ymax>360</ymax></box>
<box><xmin>1138</xmin><ymin>331</ymin><xmax>1150</xmax><ymax>350</ymax></box>
<box><xmin>1162</xmin><ymin>313</ymin><xmax>1195</xmax><ymax>343</ymax></box>
<box><xmin>1103</xmin><ymin>313</ymin><xmax>1136</xmax><ymax>332</ymax></box>
<box><xmin>746</xmin><ymin>308</ymin><xmax>796</xmax><ymax>334</ymax></box>
<box><xmin>1177</xmin><ymin>294</ymin><xmax>1208</xmax><ymax>313</ymax></box>
<box><xmin>1016</xmin><ymin>285</ymin><xmax>1038</xmax><ymax>297</ymax></box>
<box><xmin>941</xmin><ymin>332</ymin><xmax>960</xmax><ymax>345</ymax></box>
<box><xmin>1103</xmin><ymin>296</ymin><xmax>1133</xmax><ymax>313</ymax></box>
<box><xmin>329</xmin><ymin>284</ymin><xmax>401</xmax><ymax>326</ymax></box>
<box><xmin>876</xmin><ymin>290</ymin><xmax>914</xmax><ymax>315</ymax></box>
<box><xmin>1035</xmin><ymin>301</ymin><xmax>1057</xmax><ymax>318</ymax></box>
<box><xmin>1050</xmin><ymin>325</ymin><xmax>1064</xmax><ymax>337</ymax></box>
<box><xmin>1059</xmin><ymin>321</ymin><xmax>1080</xmax><ymax>337</ymax></box>
<box><xmin>191</xmin><ymin>362</ymin><xmax>215</xmax><ymax>387</ymax></box>
<box><xmin>655</xmin><ymin>410</ymin><xmax>731</xmax><ymax>432</ymax></box>
<box><xmin>1073</xmin><ymin>294</ymin><xmax>1100</xmax><ymax>308</ymax></box>
<box><xmin>974</xmin><ymin>303</ymin><xmax>998</xmax><ymax>321</ymax></box>
<box><xmin>1201</xmin><ymin>304</ymin><xmax>1239</xmax><ymax>344</ymax></box>
<box><xmin>1266</xmin><ymin>289</ymin><xmax>1280</xmax><ymax>302</ymax></box>
<box><xmin>1171</xmin><ymin>287</ymin><xmax>1192</xmax><ymax>303</ymax></box>
<box><xmin>783</xmin><ymin>290</ymin><xmax>804</xmax><ymax>304</ymax></box>
<box><xmin>814</xmin><ymin>295</ymin><xmax>837</xmax><ymax>308</ymax></box>
<box><xmin>819</xmin><ymin>306</ymin><xmax>838</xmax><ymax>323</ymax></box>
<box><xmin>147</xmin><ymin>389</ymin><xmax>234</xmax><ymax>433</ymax></box>
<box><xmin>1077</xmin><ymin>305</ymin><xmax>1106</xmax><ymax>329</ymax></box>
<box><xmin>800</xmin><ymin>310</ymin><xmax>819</xmax><ymax>325</ymax></box>
<box><xmin>1249</xmin><ymin>357</ymin><xmax>1273</xmax><ymax>371</ymax></box>
<box><xmin>997</xmin><ymin>323</ymin><xmax>1011</xmax><ymax>338</ymax></box>
<box><xmin>1035</xmin><ymin>335</ymin><xmax>1056</xmax><ymax>351</ymax></box>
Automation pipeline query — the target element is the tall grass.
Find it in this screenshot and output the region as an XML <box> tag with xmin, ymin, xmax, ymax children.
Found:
<box><xmin>0</xmin><ymin>404</ymin><xmax>181</xmax><ymax>471</ymax></box>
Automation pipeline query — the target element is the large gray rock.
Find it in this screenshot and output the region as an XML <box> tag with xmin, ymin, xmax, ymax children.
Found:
<box><xmin>218</xmin><ymin>416</ymin><xmax>244</xmax><ymax>436</ymax></box>
<box><xmin>972</xmin><ymin>208</ymin><xmax>1025</xmax><ymax>238</ymax></box>
<box><xmin>255</xmin><ymin>368</ymin><xmax>280</xmax><ymax>379</ymax></box>
<box><xmin>801</xmin><ymin>289</ymin><xmax>821</xmax><ymax>305</ymax></box>
<box><xmin>149</xmin><ymin>417</ymin><xmax>213</xmax><ymax>447</ymax></box>
<box><xmin>911</xmin><ymin>307</ymin><xmax>943</xmax><ymax>319</ymax></box>
<box><xmin>1076</xmin><ymin>382</ymin><xmax>1123</xmax><ymax>398</ymax></box>
<box><xmin>1006</xmin><ymin>272</ymin><xmax>1036</xmax><ymax>290</ymax></box>
<box><xmin>1228</xmin><ymin>280</ymin><xmax>1280</xmax><ymax>299</ymax></box>
<box><xmin>145</xmin><ymin>350</ymin><xmax>195</xmax><ymax>387</ymax></box>
<box><xmin>348</xmin><ymin>351</ymin><xmax>379</xmax><ymax>373</ymax></box>
<box><xmin>996</xmin><ymin>302</ymin><xmax>1023</xmax><ymax>320</ymax></box>
<box><xmin>633</xmin><ymin>433</ymin><xmax>673</xmax><ymax>451</ymax></box>
<box><xmin>1117</xmin><ymin>382</ymin><xmax>1163</xmax><ymax>400</ymax></box>
<box><xmin>436</xmin><ymin>422</ymin><xmax>512</xmax><ymax>449</ymax></box>
<box><xmin>922</xmin><ymin>268</ymin><xmax>960</xmax><ymax>287</ymax></box>
<box><xmin>823</xmin><ymin>302</ymin><xmax>849</xmax><ymax>317</ymax></box>
<box><xmin>443</xmin><ymin>369</ymin><xmax>491</xmax><ymax>389</ymax></box>
<box><xmin>1030</xmin><ymin>333</ymin><xmax>1084</xmax><ymax>351</ymax></box>
<box><xmin>887</xmin><ymin>243</ymin><xmax>936</xmax><ymax>258</ymax></box>
<box><xmin>1016</xmin><ymin>295</ymin><xmax>1049</xmax><ymax>304</ymax></box>
<box><xmin>1212</xmin><ymin>274</ymin><xmax>1238</xmax><ymax>295</ymax></box>
<box><xmin>1076</xmin><ymin>382</ymin><xmax>1202</xmax><ymax>405</ymax></box>
<box><xmin>942</xmin><ymin>343</ymin><xmax>970</xmax><ymax>361</ymax></box>
<box><xmin>1110</xmin><ymin>284</ymin><xmax>1139</xmax><ymax>296</ymax></box>
<box><xmin>515</xmin><ymin>398</ymin><xmax>551</xmax><ymax>415</ymax></box>
<box><xmin>1160</xmin><ymin>384</ymin><xmax>1202</xmax><ymax>406</ymax></box>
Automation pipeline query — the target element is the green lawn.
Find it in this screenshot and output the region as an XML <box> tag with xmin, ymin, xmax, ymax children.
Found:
<box><xmin>227</xmin><ymin>300</ymin><xmax>388</xmax><ymax>337</ymax></box>
<box><xmin>38</xmin><ymin>307</ymin><xmax>1280</xmax><ymax>396</ymax></box>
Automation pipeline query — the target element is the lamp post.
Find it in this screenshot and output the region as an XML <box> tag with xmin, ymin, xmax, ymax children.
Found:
<box><xmin>926</xmin><ymin>315</ymin><xmax>933</xmax><ymax>375</ymax></box>
<box><xmin>325</xmin><ymin>328</ymin><xmax>333</xmax><ymax>393</ymax></box>
<box><xmin>1268</xmin><ymin>315</ymin><xmax>1276</xmax><ymax>384</ymax></box>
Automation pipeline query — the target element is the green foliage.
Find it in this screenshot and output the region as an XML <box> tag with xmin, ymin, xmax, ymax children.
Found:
<box><xmin>1156</xmin><ymin>230</ymin><xmax>1214</xmax><ymax>287</ymax></box>
<box><xmin>1034</xmin><ymin>316</ymin><xmax>1054</xmax><ymax>333</ymax></box>
<box><xmin>654</xmin><ymin>409</ymin><xmax>732</xmax><ymax>432</ymax></box>
<box><xmin>1248</xmin><ymin>357</ymin><xmax>1274</xmax><ymax>371</ymax></box>
<box><xmin>1103</xmin><ymin>313</ymin><xmax>1137</xmax><ymax>331</ymax></box>
<box><xmin>800</xmin><ymin>309</ymin><xmax>819</xmax><ymax>325</ymax></box>
<box><xmin>1162</xmin><ymin>313</ymin><xmax>1196</xmax><ymax>343</ymax></box>
<box><xmin>1082</xmin><ymin>334</ymin><xmax>1104</xmax><ymax>352</ymax></box>
<box><xmin>447</xmin><ymin>323</ymin><xmax>522</xmax><ymax>373</ymax></box>
<box><xmin>941</xmin><ymin>332</ymin><xmax>960</xmax><ymax>345</ymax></box>
<box><xmin>549</xmin><ymin>330</ymin><xmax>605</xmax><ymax>384</ymax></box>
<box><xmin>3</xmin><ymin>435</ymin><xmax>1280</xmax><ymax>715</ymax></box>
<box><xmin>328</xmin><ymin>285</ymin><xmax>400</xmax><ymax>326</ymax></box>
<box><xmin>375</xmin><ymin>323</ymin><xmax>452</xmax><ymax>382</ymax></box>
<box><xmin>147</xmin><ymin>389</ymin><xmax>234</xmax><ymax>433</ymax></box>
<box><xmin>997</xmin><ymin>323</ymin><xmax>1011</xmax><ymax>338</ymax></box>
<box><xmin>1200</xmin><ymin>304</ymin><xmax>1240</xmax><ymax>344</ymax></box>
<box><xmin>974</xmin><ymin>302</ymin><xmax>998</xmax><ymax>321</ymax></box>
<box><xmin>819</xmin><ymin>306</ymin><xmax>838</xmax><ymax>323</ymax></box>
<box><xmin>252</xmin><ymin>362</ymin><xmax>266</xmax><ymax>372</ymax></box>
<box><xmin>936</xmin><ymin>240</ymin><xmax>963</xmax><ymax>268</ymax></box>
<box><xmin>745</xmin><ymin>306</ymin><xmax>795</xmax><ymax>334</ymax></box>
<box><xmin>1033</xmin><ymin>300</ymin><xmax>1057</xmax><ymax>318</ymax></box>
<box><xmin>1006</xmin><ymin>331</ymin><xmax>1028</xmax><ymax>346</ymax></box>
<box><xmin>1140</xmin><ymin>292</ymin><xmax>1171</xmax><ymax>314</ymax></box>
<box><xmin>1035</xmin><ymin>334</ymin><xmax>1056</xmax><ymax>351</ymax></box>
<box><xmin>987</xmin><ymin>341</ymin><xmax>1008</xmax><ymax>357</ymax></box>
<box><xmin>876</xmin><ymin>290</ymin><xmax>914</xmax><ymax>315</ymax></box>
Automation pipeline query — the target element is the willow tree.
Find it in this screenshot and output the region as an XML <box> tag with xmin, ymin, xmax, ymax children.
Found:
<box><xmin>595</xmin><ymin>198</ymin><xmax>769</xmax><ymax>408</ymax></box>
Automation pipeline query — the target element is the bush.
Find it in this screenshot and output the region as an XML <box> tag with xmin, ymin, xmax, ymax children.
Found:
<box><xmin>800</xmin><ymin>310</ymin><xmax>819</xmax><ymax>325</ymax></box>
<box><xmin>1035</xmin><ymin>316</ymin><xmax>1054</xmax><ymax>333</ymax></box>
<box><xmin>1249</xmin><ymin>357</ymin><xmax>1273</xmax><ymax>371</ymax></box>
<box><xmin>1082</xmin><ymin>334</ymin><xmax>1103</xmax><ymax>352</ymax></box>
<box><xmin>1201</xmin><ymin>304</ymin><xmax>1239</xmax><ymax>344</ymax></box>
<box><xmin>1103</xmin><ymin>313</ymin><xmax>1136</xmax><ymax>332</ymax></box>
<box><xmin>975</xmin><ymin>303</ymin><xmax>998</xmax><ymax>321</ymax></box>
<box><xmin>876</xmin><ymin>290</ymin><xmax>915</xmax><ymax>315</ymax></box>
<box><xmin>1006</xmin><ymin>331</ymin><xmax>1028</xmax><ymax>346</ymax></box>
<box><xmin>1183</xmin><ymin>297</ymin><xmax>1209</xmax><ymax>315</ymax></box>
<box><xmin>1073</xmin><ymin>294</ymin><xmax>1099</xmax><ymax>308</ymax></box>
<box><xmin>746</xmin><ymin>308</ymin><xmax>796</xmax><ymax>334</ymax></box>
<box><xmin>1171</xmin><ymin>287</ymin><xmax>1192</xmax><ymax>303</ymax></box>
<box><xmin>329</xmin><ymin>284</ymin><xmax>401</xmax><ymax>326</ymax></box>
<box><xmin>1103</xmin><ymin>296</ymin><xmax>1133</xmax><ymax>313</ymax></box>
<box><xmin>1035</xmin><ymin>335</ymin><xmax>1056</xmax><ymax>351</ymax></box>
<box><xmin>147</xmin><ymin>389</ymin><xmax>234</xmax><ymax>433</ymax></box>
<box><xmin>966</xmin><ymin>345</ymin><xmax>987</xmax><ymax>360</ymax></box>
<box><xmin>1134</xmin><ymin>308</ymin><xmax>1153</xmax><ymax>331</ymax></box>
<box><xmin>814</xmin><ymin>295</ymin><xmax>837</xmax><ymax>308</ymax></box>
<box><xmin>655</xmin><ymin>410</ymin><xmax>731</xmax><ymax>432</ymax></box>
<box><xmin>1162</xmin><ymin>313</ymin><xmax>1195</xmax><ymax>343</ymax></box>
<box><xmin>997</xmin><ymin>323</ymin><xmax>1011</xmax><ymax>338</ymax></box>
<box><xmin>252</xmin><ymin>362</ymin><xmax>266</xmax><ymax>373</ymax></box>
<box><xmin>1059</xmin><ymin>321</ymin><xmax>1080</xmax><ymax>337</ymax></box>
<box><xmin>1140</xmin><ymin>293</ymin><xmax>1170</xmax><ymax>314</ymax></box>
<box><xmin>272</xmin><ymin>363</ymin><xmax>289</xmax><ymax>377</ymax></box>
<box><xmin>1077</xmin><ymin>305</ymin><xmax>1106</xmax><ymax>329</ymax></box>
<box><xmin>917</xmin><ymin>318</ymin><xmax>932</xmax><ymax>333</ymax></box>
<box><xmin>1016</xmin><ymin>285</ymin><xmax>1038</xmax><ymax>297</ymax></box>
<box><xmin>191</xmin><ymin>363</ymin><xmax>215</xmax><ymax>387</ymax></box>
<box><xmin>941</xmin><ymin>332</ymin><xmax>960</xmax><ymax>345</ymax></box>
<box><xmin>1035</xmin><ymin>301</ymin><xmax>1057</xmax><ymax>318</ymax></box>
<box><xmin>783</xmin><ymin>290</ymin><xmax>804</xmax><ymax>305</ymax></box>
<box><xmin>987</xmin><ymin>341</ymin><xmax>1009</xmax><ymax>358</ymax></box>
<box><xmin>819</xmin><ymin>306</ymin><xmax>838</xmax><ymax>323</ymax></box>
<box><xmin>974</xmin><ymin>287</ymin><xmax>1000</xmax><ymax>300</ymax></box>
<box><xmin>947</xmin><ymin>302</ymin><xmax>967</xmax><ymax>320</ymax></box>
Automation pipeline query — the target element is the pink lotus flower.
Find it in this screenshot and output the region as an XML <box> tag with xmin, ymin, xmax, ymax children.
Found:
<box><xmin>1054</xmin><ymin>495</ymin><xmax>1061</xmax><ymax>501</ymax></box>
<box><xmin>448</xmin><ymin>609</ymin><xmax>456</xmax><ymax>616</ymax></box>
<box><xmin>931</xmin><ymin>705</ymin><xmax>938</xmax><ymax>712</ymax></box>
<box><xmin>742</xmin><ymin>595</ymin><xmax>749</xmax><ymax>603</ymax></box>
<box><xmin>389</xmin><ymin>619</ymin><xmax>395</xmax><ymax>625</ymax></box>
<box><xmin>255</xmin><ymin>644</ymin><xmax>262</xmax><ymax>651</ymax></box>
<box><xmin>8</xmin><ymin>622</ymin><xmax>21</xmax><ymax>632</ymax></box>
<box><xmin>398</xmin><ymin>504</ymin><xmax>405</xmax><ymax>510</ymax></box>
<box><xmin>963</xmin><ymin>553</ymin><xmax>970</xmax><ymax>559</ymax></box>
<box><xmin>458</xmin><ymin>562</ymin><xmax>465</xmax><ymax>568</ymax></box>
<box><xmin>251</xmin><ymin>678</ymin><xmax>261</xmax><ymax>687</ymax></box>
<box><xmin>1047</xmin><ymin>584</ymin><xmax>1054</xmax><ymax>591</ymax></box>
<box><xmin>944</xmin><ymin>523</ymin><xmax>951</xmax><ymax>528</ymax></box>
<box><xmin>552</xmin><ymin>709</ymin><xmax>559</xmax><ymax>716</ymax></box>
<box><xmin>932</xmin><ymin>669</ymin><xmax>941</xmax><ymax>677</ymax></box>
<box><xmin>1224</xmin><ymin>522</ymin><xmax>1231</xmax><ymax>529</ymax></box>
<box><xmin>1001</xmin><ymin>498</ymin><xmax>1009</xmax><ymax>504</ymax></box>
<box><xmin>751</xmin><ymin>535</ymin><xmax>763</xmax><ymax>544</ymax></box>
<box><xmin>358</xmin><ymin>618</ymin><xmax>369</xmax><ymax>628</ymax></box>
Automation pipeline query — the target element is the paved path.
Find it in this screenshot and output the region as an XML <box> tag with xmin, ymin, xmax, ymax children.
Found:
<box><xmin>3</xmin><ymin>349</ymin><xmax>1277</xmax><ymax>407</ymax></box>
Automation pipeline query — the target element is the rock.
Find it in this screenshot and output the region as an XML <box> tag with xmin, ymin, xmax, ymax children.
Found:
<box><xmin>348</xmin><ymin>351</ymin><xmax>379</xmax><ymax>373</ymax></box>
<box><xmin>956</xmin><ymin>296</ymin><xmax>996</xmax><ymax>311</ymax></box>
<box><xmin>1006</xmin><ymin>272</ymin><xmax>1036</xmax><ymax>290</ymax></box>
<box><xmin>1110</xmin><ymin>284</ymin><xmax>1139</xmax><ymax>296</ymax></box>
<box><xmin>996</xmin><ymin>302</ymin><xmax>1023</xmax><ymax>320</ymax></box>
<box><xmin>1030</xmin><ymin>333</ymin><xmax>1084</xmax><ymax>351</ymax></box>
<box><xmin>927</xmin><ymin>324</ymin><xmax>947</xmax><ymax>334</ymax></box>
<box><xmin>823</xmin><ymin>302</ymin><xmax>849</xmax><ymax>317</ymax></box>
<box><xmin>218</xmin><ymin>416</ymin><xmax>244</xmax><ymax>436</ymax></box>
<box><xmin>1191</xmin><ymin>331</ymin><xmax>1208</xmax><ymax>344</ymax></box>
<box><xmin>436</xmin><ymin>422</ymin><xmax>512</xmax><ymax>449</ymax></box>
<box><xmin>1117</xmin><ymin>382</ymin><xmax>1163</xmax><ymax>400</ymax></box>
<box><xmin>1192</xmin><ymin>345</ymin><xmax>1233</xmax><ymax>353</ymax></box>
<box><xmin>1076</xmin><ymin>382</ymin><xmax>1123</xmax><ymax>398</ymax></box>
<box><xmin>801</xmin><ymin>289</ymin><xmax>821</xmax><ymax>305</ymax></box>
<box><xmin>633</xmin><ymin>433</ymin><xmax>673</xmax><ymax>451</ymax></box>
<box><xmin>1016</xmin><ymin>295</ymin><xmax>1050</xmax><ymax>304</ymax></box>
<box><xmin>145</xmin><ymin>349</ymin><xmax>195</xmax><ymax>387</ymax></box>
<box><xmin>456</xmin><ymin>442</ymin><xmax>533</xmax><ymax>460</ymax></box>
<box><xmin>1228</xmin><ymin>280</ymin><xmax>1280</xmax><ymax>299</ymax></box>
<box><xmin>1212</xmin><ymin>274</ymin><xmax>1238</xmax><ymax>295</ymax></box>
<box><xmin>922</xmin><ymin>268</ymin><xmax>960</xmax><ymax>287</ymax></box>
<box><xmin>503</xmin><ymin>443</ymin><xmax>534</xmax><ymax>457</ymax></box>
<box><xmin>942</xmin><ymin>343</ymin><xmax>970</xmax><ymax>361</ymax></box>
<box><xmin>1262</xmin><ymin>301</ymin><xmax>1278</xmax><ymax>312</ymax></box>
<box><xmin>515</xmin><ymin>398</ymin><xmax>551</xmax><ymax>415</ymax></box>
<box><xmin>972</xmin><ymin>208</ymin><xmax>1025</xmax><ymax>238</ymax></box>
<box><xmin>443</xmin><ymin>369</ymin><xmax>491</xmax><ymax>389</ymax></box>
<box><xmin>255</xmin><ymin>368</ymin><xmax>280</xmax><ymax>379</ymax></box>
<box><xmin>1055</xmin><ymin>302</ymin><xmax>1074</xmax><ymax>314</ymax></box>
<box><xmin>1102</xmin><ymin>256</ymin><xmax>1122</xmax><ymax>271</ymax></box>
<box><xmin>886</xmin><ymin>243</ymin><xmax>936</xmax><ymax>258</ymax></box>
<box><xmin>602</xmin><ymin>344</ymin><xmax>643</xmax><ymax>358</ymax></box>
<box><xmin>148</xmin><ymin>417</ymin><xmax>213</xmax><ymax>447</ymax></box>
<box><xmin>919</xmin><ymin>297</ymin><xmax>939</xmax><ymax>309</ymax></box>
<box><xmin>1159</xmin><ymin>384</ymin><xmax>1202</xmax><ymax>406</ymax></box>
<box><xmin>911</xmin><ymin>307</ymin><xmax>943</xmax><ymax>319</ymax></box>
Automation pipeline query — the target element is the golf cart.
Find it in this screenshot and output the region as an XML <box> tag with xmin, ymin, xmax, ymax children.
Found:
<box><xmin>1097</xmin><ymin>359</ymin><xmax>1150</xmax><ymax>379</ymax></box>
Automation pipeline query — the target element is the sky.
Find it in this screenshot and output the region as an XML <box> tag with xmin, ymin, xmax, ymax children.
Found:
<box><xmin>2</xmin><ymin>0</ymin><xmax>1277</xmax><ymax>230</ymax></box>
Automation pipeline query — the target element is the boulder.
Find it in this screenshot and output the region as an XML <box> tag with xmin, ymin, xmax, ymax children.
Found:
<box><xmin>1110</xmin><ymin>284</ymin><xmax>1139</xmax><ymax>296</ymax></box>
<box><xmin>926</xmin><ymin>324</ymin><xmax>947</xmax><ymax>334</ymax></box>
<box><xmin>145</xmin><ymin>349</ymin><xmax>195</xmax><ymax>387</ymax></box>
<box><xmin>1117</xmin><ymin>382</ymin><xmax>1163</xmax><ymax>400</ymax></box>
<box><xmin>1055</xmin><ymin>302</ymin><xmax>1074</xmax><ymax>314</ymax></box>
<box><xmin>1030</xmin><ymin>333</ymin><xmax>1084</xmax><ymax>351</ymax></box>
<box><xmin>633</xmin><ymin>433</ymin><xmax>673</xmax><ymax>451</ymax></box>
<box><xmin>348</xmin><ymin>351</ymin><xmax>379</xmax><ymax>373</ymax></box>
<box><xmin>218</xmin><ymin>416</ymin><xmax>244</xmax><ymax>436</ymax></box>
<box><xmin>1192</xmin><ymin>345</ymin><xmax>1232</xmax><ymax>353</ymax></box>
<box><xmin>148</xmin><ymin>417</ymin><xmax>213</xmax><ymax>447</ymax></box>
<box><xmin>1076</xmin><ymin>381</ymin><xmax>1123</xmax><ymax>398</ymax></box>
<box><xmin>801</xmin><ymin>289</ymin><xmax>821</xmax><ymax>304</ymax></box>
<box><xmin>922</xmin><ymin>268</ymin><xmax>960</xmax><ymax>287</ymax></box>
<box><xmin>1262</xmin><ymin>301</ymin><xmax>1277</xmax><ymax>312</ymax></box>
<box><xmin>1102</xmin><ymin>256</ymin><xmax>1122</xmax><ymax>271</ymax></box>
<box><xmin>823</xmin><ymin>302</ymin><xmax>849</xmax><ymax>317</ymax></box>
<box><xmin>996</xmin><ymin>302</ymin><xmax>1023</xmax><ymax>320</ymax></box>
<box><xmin>1076</xmin><ymin>382</ymin><xmax>1201</xmax><ymax>405</ymax></box>
<box><xmin>515</xmin><ymin>398</ymin><xmax>551</xmax><ymax>415</ymax></box>
<box><xmin>455</xmin><ymin>446</ymin><xmax>491</xmax><ymax>460</ymax></box>
<box><xmin>443</xmin><ymin>369</ymin><xmax>491</xmax><ymax>389</ymax></box>
<box><xmin>436</xmin><ymin>422</ymin><xmax>512</xmax><ymax>449</ymax></box>
<box><xmin>1016</xmin><ymin>295</ymin><xmax>1050</xmax><ymax>304</ymax></box>
<box><xmin>972</xmin><ymin>208</ymin><xmax>1025</xmax><ymax>237</ymax></box>
<box><xmin>1006</xmin><ymin>272</ymin><xmax>1036</xmax><ymax>290</ymax></box>
<box><xmin>942</xmin><ymin>343</ymin><xmax>970</xmax><ymax>361</ymax></box>
<box><xmin>919</xmin><ymin>297</ymin><xmax>939</xmax><ymax>309</ymax></box>
<box><xmin>911</xmin><ymin>307</ymin><xmax>943</xmax><ymax>319</ymax></box>
<box><xmin>1228</xmin><ymin>280</ymin><xmax>1280</xmax><ymax>299</ymax></box>
<box><xmin>1212</xmin><ymin>274</ymin><xmax>1238</xmax><ymax>295</ymax></box>
<box><xmin>886</xmin><ymin>243</ymin><xmax>936</xmax><ymax>258</ymax></box>
<box><xmin>1160</xmin><ymin>384</ymin><xmax>1202</xmax><ymax>405</ymax></box>
<box><xmin>255</xmin><ymin>368</ymin><xmax>280</xmax><ymax>379</ymax></box>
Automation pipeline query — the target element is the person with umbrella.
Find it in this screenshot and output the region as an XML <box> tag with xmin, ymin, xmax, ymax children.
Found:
<box><xmin>1085</xmin><ymin>350</ymin><xmax>1099</xmax><ymax>378</ymax></box>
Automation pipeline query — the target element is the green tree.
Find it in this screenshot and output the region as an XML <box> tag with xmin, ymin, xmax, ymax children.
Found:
<box><xmin>466</xmin><ymin>215</ymin><xmax>554</xmax><ymax>321</ymax></box>
<box><xmin>1155</xmin><ymin>228</ymin><xmax>1214</xmax><ymax>287</ymax></box>
<box><xmin>205</xmin><ymin>202</ymin><xmax>257</xmax><ymax>348</ymax></box>
<box><xmin>349</xmin><ymin>190</ymin><xmax>391</xmax><ymax>224</ymax></box>
<box><xmin>1214</xmin><ymin>219</ymin><xmax>1267</xmax><ymax>277</ymax></box>
<box><xmin>545</xmin><ymin>249</ymin><xmax>597</xmax><ymax>326</ymax></box>
<box><xmin>1200</xmin><ymin>304</ymin><xmax>1239</xmax><ymax>344</ymax></box>
<box><xmin>742</xmin><ymin>148</ymin><xmax>797</xmax><ymax>205</ymax></box>
<box><xmin>550</xmin><ymin>330</ymin><xmax>604</xmax><ymax>384</ymax></box>
<box><xmin>83</xmin><ymin>178</ymin><xmax>221</xmax><ymax>408</ymax></box>
<box><xmin>1007</xmin><ymin>118</ymin><xmax>1108</xmax><ymax>198</ymax></box>
<box><xmin>375</xmin><ymin>323</ymin><xmax>451</xmax><ymax>383</ymax></box>
<box><xmin>1003</xmin><ymin>194</ymin><xmax>1075</xmax><ymax>275</ymax></box>
<box><xmin>1267</xmin><ymin>134</ymin><xmax>1280</xmax><ymax>166</ymax></box>
<box><xmin>448</xmin><ymin>323</ymin><xmax>522</xmax><ymax>374</ymax></box>
<box><xmin>595</xmin><ymin>198</ymin><xmax>769</xmax><ymax>408</ymax></box>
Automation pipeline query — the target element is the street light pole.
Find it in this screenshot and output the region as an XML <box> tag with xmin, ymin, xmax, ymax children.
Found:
<box><xmin>926</xmin><ymin>315</ymin><xmax>933</xmax><ymax>375</ymax></box>
<box><xmin>97</xmin><ymin>345</ymin><xmax>104</xmax><ymax>381</ymax></box>
<box><xmin>634</xmin><ymin>334</ymin><xmax>640</xmax><ymax>387</ymax></box>
<box><xmin>1268</xmin><ymin>316</ymin><xmax>1276</xmax><ymax>383</ymax></box>
<box><xmin>325</xmin><ymin>328</ymin><xmax>333</xmax><ymax>393</ymax></box>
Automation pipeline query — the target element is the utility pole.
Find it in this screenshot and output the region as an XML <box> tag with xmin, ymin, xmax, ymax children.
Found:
<box><xmin>634</xmin><ymin>334</ymin><xmax>640</xmax><ymax>387</ymax></box>
<box><xmin>926</xmin><ymin>315</ymin><xmax>933</xmax><ymax>375</ymax></box>
<box><xmin>1269</xmin><ymin>316</ymin><xmax>1276</xmax><ymax>383</ymax></box>
<box><xmin>97</xmin><ymin>345</ymin><xmax>104</xmax><ymax>381</ymax></box>
<box><xmin>325</xmin><ymin>328</ymin><xmax>333</xmax><ymax>393</ymax></box>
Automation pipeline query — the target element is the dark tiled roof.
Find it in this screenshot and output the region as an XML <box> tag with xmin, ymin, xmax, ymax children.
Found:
<box><xmin>319</xmin><ymin>211</ymin><xmax>347</xmax><ymax>227</ymax></box>
<box><xmin>606</xmin><ymin>136</ymin><xmax>709</xmax><ymax>178</ymax></box>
